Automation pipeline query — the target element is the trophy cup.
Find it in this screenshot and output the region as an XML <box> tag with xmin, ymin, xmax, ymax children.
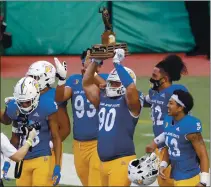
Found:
<box><xmin>90</xmin><ymin>7</ymin><xmax>129</xmax><ymax>60</ymax></box>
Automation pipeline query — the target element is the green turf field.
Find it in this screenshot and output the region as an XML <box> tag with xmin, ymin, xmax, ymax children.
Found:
<box><xmin>0</xmin><ymin>76</ymin><xmax>210</xmax><ymax>186</ymax></box>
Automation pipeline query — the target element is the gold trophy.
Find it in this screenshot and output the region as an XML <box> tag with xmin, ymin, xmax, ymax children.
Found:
<box><xmin>90</xmin><ymin>7</ymin><xmax>129</xmax><ymax>60</ymax></box>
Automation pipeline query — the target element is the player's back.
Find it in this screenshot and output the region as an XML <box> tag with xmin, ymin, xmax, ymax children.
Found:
<box><xmin>97</xmin><ymin>91</ymin><xmax>144</xmax><ymax>162</ymax></box>
<box><xmin>66</xmin><ymin>74</ymin><xmax>108</xmax><ymax>141</ymax></box>
<box><xmin>149</xmin><ymin>84</ymin><xmax>188</xmax><ymax>147</ymax></box>
<box><xmin>164</xmin><ymin>115</ymin><xmax>201</xmax><ymax>180</ymax></box>
<box><xmin>6</xmin><ymin>95</ymin><xmax>58</xmax><ymax>160</ymax></box>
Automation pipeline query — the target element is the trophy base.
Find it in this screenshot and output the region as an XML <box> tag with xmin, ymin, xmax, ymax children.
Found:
<box><xmin>90</xmin><ymin>43</ymin><xmax>129</xmax><ymax>60</ymax></box>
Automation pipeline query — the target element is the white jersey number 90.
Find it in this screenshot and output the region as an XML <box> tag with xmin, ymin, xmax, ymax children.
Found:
<box><xmin>98</xmin><ymin>108</ymin><xmax>116</xmax><ymax>132</ymax></box>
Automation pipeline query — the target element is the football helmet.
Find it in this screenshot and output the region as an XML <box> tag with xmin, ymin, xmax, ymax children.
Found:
<box><xmin>106</xmin><ymin>67</ymin><xmax>136</xmax><ymax>97</ymax></box>
<box><xmin>128</xmin><ymin>152</ymin><xmax>159</xmax><ymax>186</ymax></box>
<box><xmin>26</xmin><ymin>60</ymin><xmax>56</xmax><ymax>90</ymax></box>
<box><xmin>13</xmin><ymin>77</ymin><xmax>40</xmax><ymax>115</ymax></box>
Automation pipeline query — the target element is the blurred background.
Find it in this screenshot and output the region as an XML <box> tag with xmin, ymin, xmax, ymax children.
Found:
<box><xmin>0</xmin><ymin>1</ymin><xmax>210</xmax><ymax>186</ymax></box>
<box><xmin>0</xmin><ymin>1</ymin><xmax>210</xmax><ymax>56</ymax></box>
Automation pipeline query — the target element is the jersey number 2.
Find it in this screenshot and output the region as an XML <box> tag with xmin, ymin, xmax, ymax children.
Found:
<box><xmin>151</xmin><ymin>105</ymin><xmax>163</xmax><ymax>125</ymax></box>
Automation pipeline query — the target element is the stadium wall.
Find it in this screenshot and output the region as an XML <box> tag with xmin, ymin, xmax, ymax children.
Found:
<box><xmin>4</xmin><ymin>1</ymin><xmax>195</xmax><ymax>55</ymax></box>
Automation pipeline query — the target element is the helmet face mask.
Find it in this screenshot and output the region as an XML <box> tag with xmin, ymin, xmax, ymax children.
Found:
<box><xmin>106</xmin><ymin>67</ymin><xmax>136</xmax><ymax>98</ymax></box>
<box><xmin>13</xmin><ymin>77</ymin><xmax>40</xmax><ymax>115</ymax></box>
<box><xmin>26</xmin><ymin>61</ymin><xmax>56</xmax><ymax>91</ymax></box>
<box><xmin>128</xmin><ymin>153</ymin><xmax>159</xmax><ymax>186</ymax></box>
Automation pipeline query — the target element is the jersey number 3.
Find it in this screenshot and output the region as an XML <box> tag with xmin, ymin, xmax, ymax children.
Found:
<box><xmin>21</xmin><ymin>130</ymin><xmax>40</xmax><ymax>147</ymax></box>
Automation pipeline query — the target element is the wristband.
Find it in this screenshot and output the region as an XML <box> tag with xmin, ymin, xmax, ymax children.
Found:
<box><xmin>27</xmin><ymin>138</ymin><xmax>33</xmax><ymax>145</ymax></box>
<box><xmin>160</xmin><ymin>161</ymin><xmax>168</xmax><ymax>168</ymax></box>
<box><xmin>113</xmin><ymin>63</ymin><xmax>134</xmax><ymax>88</ymax></box>
<box><xmin>27</xmin><ymin>137</ymin><xmax>33</xmax><ymax>142</ymax></box>
<box><xmin>200</xmin><ymin>172</ymin><xmax>209</xmax><ymax>186</ymax></box>
<box><xmin>26</xmin><ymin>140</ymin><xmax>32</xmax><ymax>147</ymax></box>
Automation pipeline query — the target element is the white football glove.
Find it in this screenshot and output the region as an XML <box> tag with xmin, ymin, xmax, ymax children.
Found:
<box><xmin>5</xmin><ymin>97</ymin><xmax>14</xmax><ymax>105</ymax></box>
<box><xmin>54</xmin><ymin>57</ymin><xmax>67</xmax><ymax>86</ymax></box>
<box><xmin>113</xmin><ymin>49</ymin><xmax>125</xmax><ymax>64</ymax></box>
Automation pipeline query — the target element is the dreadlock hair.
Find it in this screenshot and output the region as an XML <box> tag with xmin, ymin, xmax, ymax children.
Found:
<box><xmin>156</xmin><ymin>54</ymin><xmax>188</xmax><ymax>82</ymax></box>
<box><xmin>173</xmin><ymin>89</ymin><xmax>194</xmax><ymax>114</ymax></box>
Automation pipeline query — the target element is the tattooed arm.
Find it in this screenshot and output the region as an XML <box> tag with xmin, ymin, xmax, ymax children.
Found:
<box><xmin>186</xmin><ymin>133</ymin><xmax>209</xmax><ymax>173</ymax></box>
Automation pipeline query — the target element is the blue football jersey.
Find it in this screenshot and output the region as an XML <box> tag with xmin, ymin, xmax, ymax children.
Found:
<box><xmin>41</xmin><ymin>87</ymin><xmax>67</xmax><ymax>107</ymax></box>
<box><xmin>6</xmin><ymin>95</ymin><xmax>58</xmax><ymax>160</ymax></box>
<box><xmin>66</xmin><ymin>73</ymin><xmax>108</xmax><ymax>141</ymax></box>
<box><xmin>148</xmin><ymin>84</ymin><xmax>188</xmax><ymax>148</ymax></box>
<box><xmin>164</xmin><ymin>115</ymin><xmax>201</xmax><ymax>180</ymax></box>
<box><xmin>97</xmin><ymin>90</ymin><xmax>144</xmax><ymax>162</ymax></box>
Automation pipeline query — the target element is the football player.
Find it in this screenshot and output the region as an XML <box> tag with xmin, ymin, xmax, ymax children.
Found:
<box><xmin>82</xmin><ymin>48</ymin><xmax>144</xmax><ymax>186</ymax></box>
<box><xmin>54</xmin><ymin>49</ymin><xmax>107</xmax><ymax>186</ymax></box>
<box><xmin>147</xmin><ymin>90</ymin><xmax>209</xmax><ymax>186</ymax></box>
<box><xmin>145</xmin><ymin>55</ymin><xmax>188</xmax><ymax>186</ymax></box>
<box><xmin>2</xmin><ymin>61</ymin><xmax>70</xmax><ymax>184</ymax></box>
<box><xmin>25</xmin><ymin>60</ymin><xmax>70</xmax><ymax>178</ymax></box>
<box><xmin>5</xmin><ymin>77</ymin><xmax>62</xmax><ymax>186</ymax></box>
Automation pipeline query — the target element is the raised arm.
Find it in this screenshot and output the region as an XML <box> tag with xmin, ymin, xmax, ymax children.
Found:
<box><xmin>112</xmin><ymin>49</ymin><xmax>141</xmax><ymax>116</ymax></box>
<box><xmin>82</xmin><ymin>60</ymin><xmax>101</xmax><ymax>108</ymax></box>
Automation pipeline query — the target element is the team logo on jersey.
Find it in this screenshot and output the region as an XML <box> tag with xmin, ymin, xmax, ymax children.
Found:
<box><xmin>45</xmin><ymin>66</ymin><xmax>52</xmax><ymax>73</ymax></box>
<box><xmin>165</xmin><ymin>122</ymin><xmax>168</xmax><ymax>128</ymax></box>
<box><xmin>16</xmin><ymin>110</ymin><xmax>20</xmax><ymax>116</ymax></box>
<box><xmin>160</xmin><ymin>93</ymin><xmax>165</xmax><ymax>98</ymax></box>
<box><xmin>176</xmin><ymin>127</ymin><xmax>180</xmax><ymax>131</ymax></box>
<box><xmin>197</xmin><ymin>122</ymin><xmax>201</xmax><ymax>131</ymax></box>
<box><xmin>74</xmin><ymin>79</ymin><xmax>79</xmax><ymax>85</ymax></box>
<box><xmin>33</xmin><ymin>112</ymin><xmax>39</xmax><ymax>117</ymax></box>
<box><xmin>129</xmin><ymin>72</ymin><xmax>135</xmax><ymax>80</ymax></box>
